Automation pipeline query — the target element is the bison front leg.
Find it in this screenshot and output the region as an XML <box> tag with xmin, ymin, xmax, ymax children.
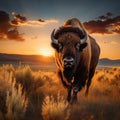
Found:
<box><xmin>67</xmin><ymin>87</ymin><xmax>72</xmax><ymax>102</ymax></box>
<box><xmin>85</xmin><ymin>69</ymin><xmax>95</xmax><ymax>96</ymax></box>
<box><xmin>71</xmin><ymin>87</ymin><xmax>79</xmax><ymax>104</ymax></box>
<box><xmin>85</xmin><ymin>78</ymin><xmax>91</xmax><ymax>96</ymax></box>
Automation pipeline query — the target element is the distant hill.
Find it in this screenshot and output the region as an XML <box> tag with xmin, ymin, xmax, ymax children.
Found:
<box><xmin>98</xmin><ymin>58</ymin><xmax>120</xmax><ymax>66</ymax></box>
<box><xmin>0</xmin><ymin>53</ymin><xmax>54</xmax><ymax>65</ymax></box>
<box><xmin>0</xmin><ymin>53</ymin><xmax>120</xmax><ymax>67</ymax></box>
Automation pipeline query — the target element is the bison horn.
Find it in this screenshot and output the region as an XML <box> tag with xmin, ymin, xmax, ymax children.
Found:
<box><xmin>80</xmin><ymin>30</ymin><xmax>88</xmax><ymax>44</ymax></box>
<box><xmin>51</xmin><ymin>29</ymin><xmax>58</xmax><ymax>44</ymax></box>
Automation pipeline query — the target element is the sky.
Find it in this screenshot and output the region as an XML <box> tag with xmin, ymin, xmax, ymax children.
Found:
<box><xmin>0</xmin><ymin>0</ymin><xmax>120</xmax><ymax>59</ymax></box>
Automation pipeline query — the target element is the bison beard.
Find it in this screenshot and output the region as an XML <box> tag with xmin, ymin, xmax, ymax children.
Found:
<box><xmin>51</xmin><ymin>18</ymin><xmax>100</xmax><ymax>104</ymax></box>
<box><xmin>63</xmin><ymin>67</ymin><xmax>74</xmax><ymax>82</ymax></box>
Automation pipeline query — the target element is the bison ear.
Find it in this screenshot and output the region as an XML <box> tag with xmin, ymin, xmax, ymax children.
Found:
<box><xmin>51</xmin><ymin>42</ymin><xmax>59</xmax><ymax>51</ymax></box>
<box><xmin>80</xmin><ymin>43</ymin><xmax>87</xmax><ymax>51</ymax></box>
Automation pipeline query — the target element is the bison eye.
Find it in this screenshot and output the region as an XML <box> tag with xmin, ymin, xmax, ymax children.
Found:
<box><xmin>76</xmin><ymin>43</ymin><xmax>80</xmax><ymax>50</ymax></box>
<box><xmin>58</xmin><ymin>43</ymin><xmax>63</xmax><ymax>51</ymax></box>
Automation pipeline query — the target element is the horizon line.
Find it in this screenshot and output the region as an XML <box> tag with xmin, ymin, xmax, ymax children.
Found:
<box><xmin>0</xmin><ymin>52</ymin><xmax>120</xmax><ymax>60</ymax></box>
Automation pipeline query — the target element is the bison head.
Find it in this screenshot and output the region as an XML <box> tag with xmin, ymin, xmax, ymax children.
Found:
<box><xmin>51</xmin><ymin>26</ymin><xmax>88</xmax><ymax>71</ymax></box>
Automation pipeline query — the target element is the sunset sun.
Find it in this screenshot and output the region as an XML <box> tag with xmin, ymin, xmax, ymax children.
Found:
<box><xmin>39</xmin><ymin>49</ymin><xmax>53</xmax><ymax>56</ymax></box>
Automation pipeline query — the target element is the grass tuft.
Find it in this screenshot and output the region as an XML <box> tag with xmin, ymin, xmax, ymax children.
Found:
<box><xmin>42</xmin><ymin>92</ymin><xmax>68</xmax><ymax>120</ymax></box>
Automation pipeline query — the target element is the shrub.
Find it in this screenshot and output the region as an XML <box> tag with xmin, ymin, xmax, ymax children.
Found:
<box><xmin>15</xmin><ymin>65</ymin><xmax>33</xmax><ymax>94</ymax></box>
<box><xmin>6</xmin><ymin>77</ymin><xmax>28</xmax><ymax>120</ymax></box>
<box><xmin>42</xmin><ymin>93</ymin><xmax>68</xmax><ymax>120</ymax></box>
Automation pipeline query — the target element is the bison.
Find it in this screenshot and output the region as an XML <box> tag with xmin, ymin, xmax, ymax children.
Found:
<box><xmin>51</xmin><ymin>18</ymin><xmax>100</xmax><ymax>103</ymax></box>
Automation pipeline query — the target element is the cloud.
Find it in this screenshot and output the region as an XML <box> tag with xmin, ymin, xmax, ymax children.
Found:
<box><xmin>83</xmin><ymin>13</ymin><xmax>120</xmax><ymax>34</ymax></box>
<box><xmin>7</xmin><ymin>29</ymin><xmax>24</xmax><ymax>41</ymax></box>
<box><xmin>10</xmin><ymin>12</ymin><xmax>59</xmax><ymax>27</ymax></box>
<box><xmin>10</xmin><ymin>13</ymin><xmax>27</xmax><ymax>26</ymax></box>
<box><xmin>0</xmin><ymin>11</ymin><xmax>59</xmax><ymax>41</ymax></box>
<box><xmin>23</xmin><ymin>19</ymin><xmax>58</xmax><ymax>27</ymax></box>
<box><xmin>0</xmin><ymin>11</ymin><xmax>25</xmax><ymax>41</ymax></box>
<box><xmin>38</xmin><ymin>19</ymin><xmax>45</xmax><ymax>22</ymax></box>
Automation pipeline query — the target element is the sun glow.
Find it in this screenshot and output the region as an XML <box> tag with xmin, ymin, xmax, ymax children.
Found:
<box><xmin>39</xmin><ymin>49</ymin><xmax>53</xmax><ymax>57</ymax></box>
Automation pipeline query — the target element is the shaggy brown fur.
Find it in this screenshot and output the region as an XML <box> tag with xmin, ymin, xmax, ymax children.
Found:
<box><xmin>51</xmin><ymin>18</ymin><xmax>100</xmax><ymax>103</ymax></box>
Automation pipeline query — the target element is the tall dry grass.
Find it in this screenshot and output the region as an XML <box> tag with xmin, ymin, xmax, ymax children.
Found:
<box><xmin>42</xmin><ymin>92</ymin><xmax>68</xmax><ymax>120</ymax></box>
<box><xmin>0</xmin><ymin>65</ymin><xmax>28</xmax><ymax>120</ymax></box>
<box><xmin>41</xmin><ymin>67</ymin><xmax>120</xmax><ymax>120</ymax></box>
<box><xmin>0</xmin><ymin>64</ymin><xmax>120</xmax><ymax>120</ymax></box>
<box><xmin>6</xmin><ymin>75</ymin><xmax>28</xmax><ymax>120</ymax></box>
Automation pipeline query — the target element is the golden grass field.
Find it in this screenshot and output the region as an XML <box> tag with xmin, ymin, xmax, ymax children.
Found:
<box><xmin>0</xmin><ymin>64</ymin><xmax>120</xmax><ymax>120</ymax></box>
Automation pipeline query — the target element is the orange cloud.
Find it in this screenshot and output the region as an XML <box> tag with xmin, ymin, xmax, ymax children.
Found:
<box><xmin>7</xmin><ymin>29</ymin><xmax>24</xmax><ymax>41</ymax></box>
<box><xmin>23</xmin><ymin>19</ymin><xmax>58</xmax><ymax>27</ymax></box>
<box><xmin>83</xmin><ymin>13</ymin><xmax>120</xmax><ymax>34</ymax></box>
<box><xmin>12</xmin><ymin>13</ymin><xmax>27</xmax><ymax>24</ymax></box>
<box><xmin>0</xmin><ymin>11</ymin><xmax>59</xmax><ymax>41</ymax></box>
<box><xmin>10</xmin><ymin>12</ymin><xmax>59</xmax><ymax>27</ymax></box>
<box><xmin>0</xmin><ymin>11</ymin><xmax>25</xmax><ymax>41</ymax></box>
